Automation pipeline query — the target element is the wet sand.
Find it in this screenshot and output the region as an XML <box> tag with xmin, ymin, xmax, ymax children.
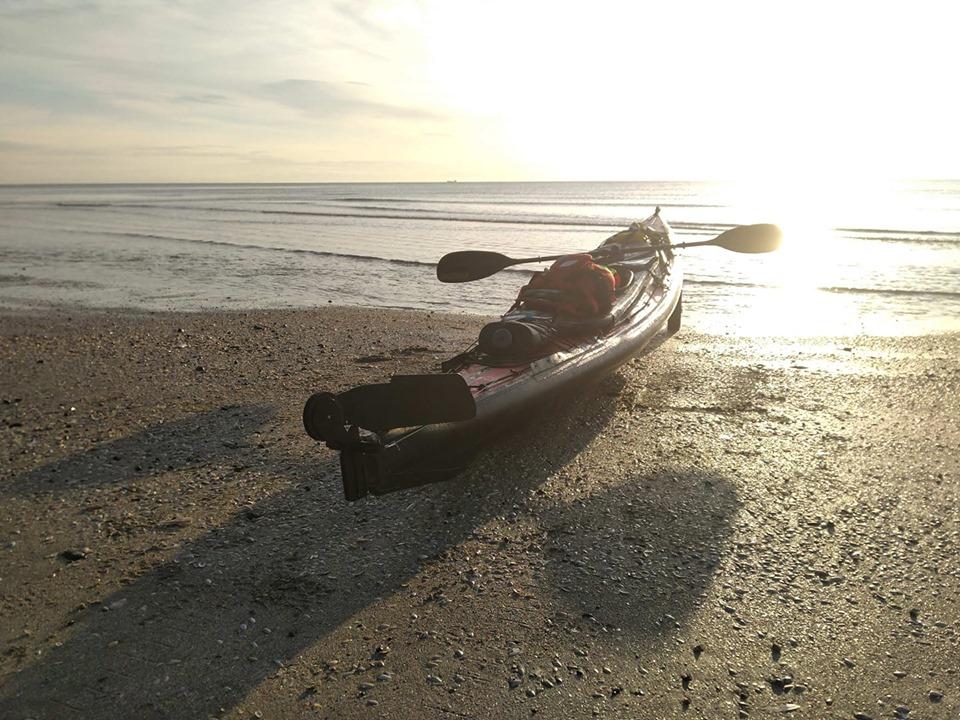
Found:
<box><xmin>1</xmin><ymin>307</ymin><xmax>957</xmax><ymax>720</ymax></box>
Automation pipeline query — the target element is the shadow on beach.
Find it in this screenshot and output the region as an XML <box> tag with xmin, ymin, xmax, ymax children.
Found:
<box><xmin>1</xmin><ymin>363</ymin><xmax>738</xmax><ymax>718</ymax></box>
<box><xmin>538</xmin><ymin>469</ymin><xmax>738</xmax><ymax>638</ymax></box>
<box><xmin>3</xmin><ymin>405</ymin><xmax>276</xmax><ymax>496</ymax></box>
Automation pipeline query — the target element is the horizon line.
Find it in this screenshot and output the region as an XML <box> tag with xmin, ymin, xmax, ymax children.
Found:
<box><xmin>3</xmin><ymin>178</ymin><xmax>960</xmax><ymax>188</ymax></box>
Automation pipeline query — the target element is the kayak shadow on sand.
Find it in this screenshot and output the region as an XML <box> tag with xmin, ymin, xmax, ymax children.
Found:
<box><xmin>0</xmin><ymin>346</ymin><xmax>733</xmax><ymax>719</ymax></box>
<box><xmin>2</xmin><ymin>404</ymin><xmax>275</xmax><ymax>496</ymax></box>
<box><xmin>536</xmin><ymin>469</ymin><xmax>738</xmax><ymax>639</ymax></box>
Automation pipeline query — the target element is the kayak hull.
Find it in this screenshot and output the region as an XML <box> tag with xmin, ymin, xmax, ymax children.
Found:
<box><xmin>354</xmin><ymin>271</ymin><xmax>681</xmax><ymax>498</ymax></box>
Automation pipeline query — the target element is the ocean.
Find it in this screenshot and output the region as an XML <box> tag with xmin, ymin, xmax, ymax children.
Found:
<box><xmin>1</xmin><ymin>181</ymin><xmax>958</xmax><ymax>335</ymax></box>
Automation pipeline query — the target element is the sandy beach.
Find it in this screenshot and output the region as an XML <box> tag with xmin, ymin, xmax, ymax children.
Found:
<box><xmin>1</xmin><ymin>306</ymin><xmax>958</xmax><ymax>719</ymax></box>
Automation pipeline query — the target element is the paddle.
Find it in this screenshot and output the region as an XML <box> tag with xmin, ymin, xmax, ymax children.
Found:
<box><xmin>304</xmin><ymin>374</ymin><xmax>476</xmax><ymax>444</ymax></box>
<box><xmin>436</xmin><ymin>223</ymin><xmax>783</xmax><ymax>283</ymax></box>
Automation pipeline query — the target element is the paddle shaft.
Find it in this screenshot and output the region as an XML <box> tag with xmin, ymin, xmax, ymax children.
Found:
<box><xmin>506</xmin><ymin>238</ymin><xmax>705</xmax><ymax>267</ymax></box>
<box><xmin>648</xmin><ymin>238</ymin><xmax>717</xmax><ymax>251</ymax></box>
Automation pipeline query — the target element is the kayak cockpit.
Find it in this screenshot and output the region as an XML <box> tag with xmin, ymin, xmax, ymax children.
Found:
<box><xmin>467</xmin><ymin>224</ymin><xmax>670</xmax><ymax>365</ymax></box>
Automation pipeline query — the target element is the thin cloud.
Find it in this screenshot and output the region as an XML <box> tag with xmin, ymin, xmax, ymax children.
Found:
<box><xmin>0</xmin><ymin>1</ymin><xmax>107</xmax><ymax>19</ymax></box>
<box><xmin>123</xmin><ymin>144</ymin><xmax>243</xmax><ymax>157</ymax></box>
<box><xmin>0</xmin><ymin>139</ymin><xmax>106</xmax><ymax>157</ymax></box>
<box><xmin>329</xmin><ymin>0</ymin><xmax>392</xmax><ymax>42</ymax></box>
<box><xmin>172</xmin><ymin>93</ymin><xmax>232</xmax><ymax>106</ymax></box>
<box><xmin>258</xmin><ymin>78</ymin><xmax>441</xmax><ymax>120</ymax></box>
<box><xmin>0</xmin><ymin>139</ymin><xmax>43</xmax><ymax>151</ymax></box>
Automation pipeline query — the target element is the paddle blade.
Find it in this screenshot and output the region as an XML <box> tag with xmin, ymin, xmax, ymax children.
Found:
<box><xmin>437</xmin><ymin>251</ymin><xmax>513</xmax><ymax>282</ymax></box>
<box><xmin>339</xmin><ymin>374</ymin><xmax>476</xmax><ymax>431</ymax></box>
<box><xmin>712</xmin><ymin>223</ymin><xmax>783</xmax><ymax>253</ymax></box>
<box><xmin>304</xmin><ymin>375</ymin><xmax>476</xmax><ymax>442</ymax></box>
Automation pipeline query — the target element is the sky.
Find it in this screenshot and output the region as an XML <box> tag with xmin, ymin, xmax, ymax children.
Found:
<box><xmin>0</xmin><ymin>0</ymin><xmax>958</xmax><ymax>183</ymax></box>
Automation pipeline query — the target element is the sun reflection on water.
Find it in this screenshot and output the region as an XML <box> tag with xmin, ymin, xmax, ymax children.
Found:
<box><xmin>713</xmin><ymin>185</ymin><xmax>877</xmax><ymax>335</ymax></box>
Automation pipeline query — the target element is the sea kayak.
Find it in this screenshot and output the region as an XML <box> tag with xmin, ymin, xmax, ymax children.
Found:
<box><xmin>304</xmin><ymin>208</ymin><xmax>683</xmax><ymax>500</ymax></box>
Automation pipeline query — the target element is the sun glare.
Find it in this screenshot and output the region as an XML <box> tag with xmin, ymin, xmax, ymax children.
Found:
<box><xmin>721</xmin><ymin>177</ymin><xmax>882</xmax><ymax>335</ymax></box>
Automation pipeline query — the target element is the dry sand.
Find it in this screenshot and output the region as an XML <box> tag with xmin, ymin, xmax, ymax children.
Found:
<box><xmin>0</xmin><ymin>307</ymin><xmax>958</xmax><ymax>720</ymax></box>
